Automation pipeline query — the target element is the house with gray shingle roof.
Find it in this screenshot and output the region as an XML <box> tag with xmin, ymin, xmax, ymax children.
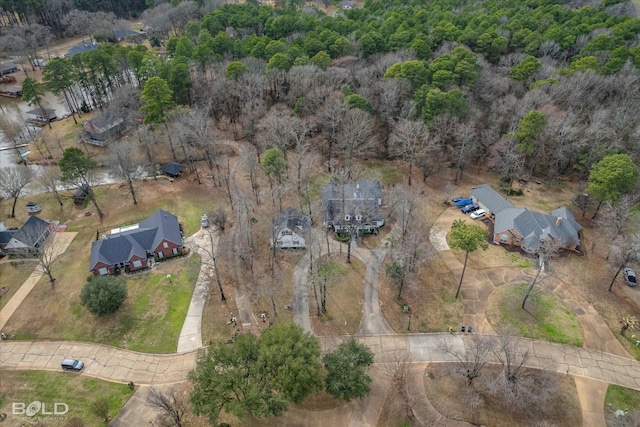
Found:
<box><xmin>270</xmin><ymin>208</ymin><xmax>311</xmax><ymax>249</ymax></box>
<box><xmin>470</xmin><ymin>184</ymin><xmax>515</xmax><ymax>215</ymax></box>
<box><xmin>82</xmin><ymin>111</ymin><xmax>125</xmax><ymax>145</ymax></box>
<box><xmin>64</xmin><ymin>42</ymin><xmax>98</xmax><ymax>58</ymax></box>
<box><xmin>4</xmin><ymin>216</ymin><xmax>52</xmax><ymax>258</ymax></box>
<box><xmin>473</xmin><ymin>184</ymin><xmax>582</xmax><ymax>253</ymax></box>
<box><xmin>89</xmin><ymin>209</ymin><xmax>183</xmax><ymax>276</ymax></box>
<box><xmin>322</xmin><ymin>180</ymin><xmax>384</xmax><ymax>233</ymax></box>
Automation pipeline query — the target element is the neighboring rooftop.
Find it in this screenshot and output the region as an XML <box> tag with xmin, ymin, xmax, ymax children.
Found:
<box><xmin>65</xmin><ymin>42</ymin><xmax>98</xmax><ymax>58</ymax></box>
<box><xmin>470</xmin><ymin>184</ymin><xmax>515</xmax><ymax>214</ymax></box>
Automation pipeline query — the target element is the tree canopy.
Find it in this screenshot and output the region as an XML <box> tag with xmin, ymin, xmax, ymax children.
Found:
<box><xmin>189</xmin><ymin>323</ymin><xmax>323</xmax><ymax>424</ymax></box>
<box><xmin>588</xmin><ymin>153</ymin><xmax>639</xmax><ymax>206</ymax></box>
<box><xmin>323</xmin><ymin>339</ymin><xmax>374</xmax><ymax>401</ymax></box>
<box><xmin>449</xmin><ymin>219</ymin><xmax>489</xmax><ymax>298</ymax></box>
<box><xmin>79</xmin><ymin>275</ymin><xmax>127</xmax><ymax>316</ymax></box>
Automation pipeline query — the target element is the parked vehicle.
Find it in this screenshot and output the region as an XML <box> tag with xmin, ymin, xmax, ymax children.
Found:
<box><xmin>61</xmin><ymin>359</ymin><xmax>84</xmax><ymax>371</ymax></box>
<box><xmin>470</xmin><ymin>209</ymin><xmax>486</xmax><ymax>220</ymax></box>
<box><xmin>200</xmin><ymin>214</ymin><xmax>209</xmax><ymax>228</ymax></box>
<box><xmin>461</xmin><ymin>203</ymin><xmax>480</xmax><ymax>214</ymax></box>
<box><xmin>455</xmin><ymin>198</ymin><xmax>473</xmax><ymax>207</ymax></box>
<box><xmin>451</xmin><ymin>196</ymin><xmax>463</xmax><ymax>203</ymax></box>
<box><xmin>624</xmin><ymin>268</ymin><xmax>637</xmax><ymax>287</ymax></box>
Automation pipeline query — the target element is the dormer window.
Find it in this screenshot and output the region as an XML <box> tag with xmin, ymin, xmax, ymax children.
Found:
<box><xmin>355</xmin><ymin>215</ymin><xmax>363</xmax><ymax>221</ymax></box>
<box><xmin>345</xmin><ymin>215</ymin><xmax>351</xmax><ymax>221</ymax></box>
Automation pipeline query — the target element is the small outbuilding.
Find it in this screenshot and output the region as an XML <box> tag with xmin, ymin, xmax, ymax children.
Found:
<box><xmin>73</xmin><ymin>185</ymin><xmax>91</xmax><ymax>205</ymax></box>
<box><xmin>161</xmin><ymin>162</ymin><xmax>183</xmax><ymax>178</ymax></box>
<box><xmin>26</xmin><ymin>107</ymin><xmax>57</xmax><ymax>125</ymax></box>
<box><xmin>0</xmin><ymin>62</ymin><xmax>18</xmax><ymax>74</ymax></box>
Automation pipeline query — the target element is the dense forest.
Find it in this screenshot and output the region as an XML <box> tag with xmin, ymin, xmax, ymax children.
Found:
<box><xmin>2</xmin><ymin>0</ymin><xmax>640</xmax><ymax>189</ymax></box>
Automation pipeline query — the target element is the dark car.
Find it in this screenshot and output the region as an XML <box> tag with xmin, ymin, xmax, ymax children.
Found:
<box><xmin>455</xmin><ymin>198</ymin><xmax>473</xmax><ymax>207</ymax></box>
<box><xmin>451</xmin><ymin>196</ymin><xmax>464</xmax><ymax>203</ymax></box>
<box><xmin>461</xmin><ymin>203</ymin><xmax>480</xmax><ymax>214</ymax></box>
<box><xmin>624</xmin><ymin>268</ymin><xmax>637</xmax><ymax>287</ymax></box>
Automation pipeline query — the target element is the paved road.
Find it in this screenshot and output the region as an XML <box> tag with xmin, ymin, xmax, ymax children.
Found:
<box><xmin>3</xmin><ymin>334</ymin><xmax>640</xmax><ymax>391</ymax></box>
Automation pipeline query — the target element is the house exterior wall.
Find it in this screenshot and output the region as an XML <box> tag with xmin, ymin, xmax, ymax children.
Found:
<box><xmin>494</xmin><ymin>229</ymin><xmax>523</xmax><ymax>247</ymax></box>
<box><xmin>128</xmin><ymin>254</ymin><xmax>148</xmax><ymax>271</ymax></box>
<box><xmin>153</xmin><ymin>239</ymin><xmax>181</xmax><ymax>259</ymax></box>
<box><xmin>92</xmin><ymin>261</ymin><xmax>114</xmax><ymax>276</ymax></box>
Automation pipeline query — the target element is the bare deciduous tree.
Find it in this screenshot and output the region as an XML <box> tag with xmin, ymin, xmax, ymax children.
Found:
<box><xmin>389</xmin><ymin>119</ymin><xmax>429</xmax><ymax>186</ymax></box>
<box><xmin>383</xmin><ymin>356</ymin><xmax>419</xmax><ymax>425</ymax></box>
<box><xmin>318</xmin><ymin>95</ymin><xmax>347</xmax><ymax>172</ymax></box>
<box><xmin>110</xmin><ymin>141</ymin><xmax>146</xmax><ymax>205</ymax></box>
<box><xmin>336</xmin><ymin>109</ymin><xmax>377</xmax><ymax>179</ymax></box>
<box><xmin>38</xmin><ymin>168</ymin><xmax>64</xmax><ymax>208</ymax></box>
<box><xmin>147</xmin><ymin>386</ymin><xmax>189</xmax><ymax>427</ymax></box>
<box><xmin>0</xmin><ymin>167</ymin><xmax>31</xmax><ymax>218</ymax></box>
<box><xmin>522</xmin><ymin>239</ymin><xmax>563</xmax><ymax>309</ymax></box>
<box><xmin>607</xmin><ymin>232</ymin><xmax>640</xmax><ymax>292</ymax></box>
<box><xmin>440</xmin><ymin>334</ymin><xmax>494</xmax><ymax>386</ymax></box>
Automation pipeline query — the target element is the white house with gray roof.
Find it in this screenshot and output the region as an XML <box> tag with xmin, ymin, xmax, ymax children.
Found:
<box><xmin>471</xmin><ymin>184</ymin><xmax>581</xmax><ymax>253</ymax></box>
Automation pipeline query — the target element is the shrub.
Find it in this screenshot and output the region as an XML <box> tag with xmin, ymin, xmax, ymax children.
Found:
<box><xmin>80</xmin><ymin>276</ymin><xmax>127</xmax><ymax>316</ymax></box>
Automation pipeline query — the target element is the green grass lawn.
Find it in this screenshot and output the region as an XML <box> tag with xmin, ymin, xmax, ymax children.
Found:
<box><xmin>605</xmin><ymin>385</ymin><xmax>640</xmax><ymax>416</ymax></box>
<box><xmin>486</xmin><ymin>284</ymin><xmax>583</xmax><ymax>346</ymax></box>
<box><xmin>0</xmin><ymin>370</ymin><xmax>133</xmax><ymax>426</ymax></box>
<box><xmin>67</xmin><ymin>253</ymin><xmax>201</xmax><ymax>353</ymax></box>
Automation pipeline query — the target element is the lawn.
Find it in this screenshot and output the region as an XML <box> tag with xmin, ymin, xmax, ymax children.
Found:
<box><xmin>485</xmin><ymin>284</ymin><xmax>583</xmax><ymax>346</ymax></box>
<box><xmin>69</xmin><ymin>253</ymin><xmax>201</xmax><ymax>353</ymax></box>
<box><xmin>605</xmin><ymin>384</ymin><xmax>640</xmax><ymax>420</ymax></box>
<box><xmin>0</xmin><ymin>259</ymin><xmax>34</xmax><ymax>310</ymax></box>
<box><xmin>0</xmin><ymin>370</ymin><xmax>133</xmax><ymax>426</ymax></box>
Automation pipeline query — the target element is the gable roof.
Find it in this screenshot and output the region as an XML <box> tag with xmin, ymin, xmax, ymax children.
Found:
<box><xmin>5</xmin><ymin>216</ymin><xmax>50</xmax><ymax>249</ymax></box>
<box><xmin>89</xmin><ymin>209</ymin><xmax>183</xmax><ymax>271</ymax></box>
<box><xmin>113</xmin><ymin>29</ymin><xmax>141</xmax><ymax>40</ymax></box>
<box><xmin>26</xmin><ymin>107</ymin><xmax>56</xmax><ymax>118</ymax></box>
<box><xmin>273</xmin><ymin>208</ymin><xmax>311</xmax><ymax>233</ymax></box>
<box><xmin>65</xmin><ymin>42</ymin><xmax>98</xmax><ymax>58</ymax></box>
<box><xmin>322</xmin><ymin>180</ymin><xmax>383</xmax><ymax>224</ymax></box>
<box><xmin>470</xmin><ymin>184</ymin><xmax>515</xmax><ymax>214</ymax></box>
<box><xmin>495</xmin><ymin>207</ymin><xmax>581</xmax><ymax>252</ymax></box>
<box><xmin>161</xmin><ymin>162</ymin><xmax>183</xmax><ymax>176</ymax></box>
<box><xmin>0</xmin><ymin>62</ymin><xmax>18</xmax><ymax>73</ymax></box>
<box><xmin>84</xmin><ymin>112</ymin><xmax>124</xmax><ymax>133</ymax></box>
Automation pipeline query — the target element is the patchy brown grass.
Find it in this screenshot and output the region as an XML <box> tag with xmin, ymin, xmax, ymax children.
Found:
<box><xmin>422</xmin><ymin>363</ymin><xmax>582</xmax><ymax>426</ymax></box>
<box><xmin>380</xmin><ymin>254</ymin><xmax>463</xmax><ymax>333</ymax></box>
<box><xmin>310</xmin><ymin>254</ymin><xmax>366</xmax><ymax>337</ymax></box>
<box><xmin>0</xmin><ymin>259</ymin><xmax>34</xmax><ymax>310</ymax></box>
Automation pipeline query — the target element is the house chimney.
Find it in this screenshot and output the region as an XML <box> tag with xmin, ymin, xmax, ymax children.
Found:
<box><xmin>556</xmin><ymin>217</ymin><xmax>562</xmax><ymax>226</ymax></box>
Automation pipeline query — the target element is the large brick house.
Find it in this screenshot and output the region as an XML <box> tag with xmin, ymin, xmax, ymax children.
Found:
<box><xmin>322</xmin><ymin>180</ymin><xmax>385</xmax><ymax>234</ymax></box>
<box><xmin>470</xmin><ymin>184</ymin><xmax>581</xmax><ymax>253</ymax></box>
<box><xmin>89</xmin><ymin>209</ymin><xmax>183</xmax><ymax>276</ymax></box>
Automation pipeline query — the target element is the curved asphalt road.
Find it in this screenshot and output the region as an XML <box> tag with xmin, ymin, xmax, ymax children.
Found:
<box><xmin>3</xmin><ymin>334</ymin><xmax>640</xmax><ymax>391</ymax></box>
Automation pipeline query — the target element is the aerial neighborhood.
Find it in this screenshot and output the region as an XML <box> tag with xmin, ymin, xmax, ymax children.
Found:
<box><xmin>2</xmin><ymin>0</ymin><xmax>640</xmax><ymax>425</ymax></box>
